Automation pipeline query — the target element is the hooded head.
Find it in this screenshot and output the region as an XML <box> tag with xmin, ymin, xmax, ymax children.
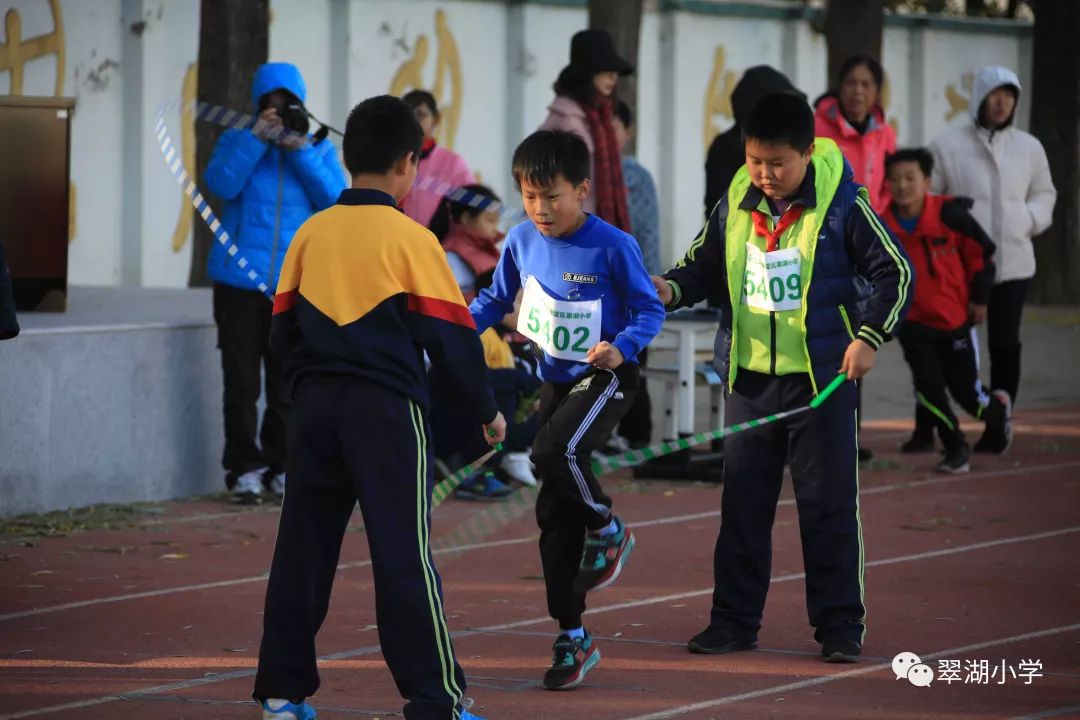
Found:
<box><xmin>251</xmin><ymin>62</ymin><xmax>307</xmax><ymax>110</ymax></box>
<box><xmin>971</xmin><ymin>65</ymin><xmax>1021</xmax><ymax>129</ymax></box>
<box><xmin>731</xmin><ymin>65</ymin><xmax>805</xmax><ymax>127</ymax></box>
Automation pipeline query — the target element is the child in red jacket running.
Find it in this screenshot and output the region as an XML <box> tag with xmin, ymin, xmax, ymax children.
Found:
<box><xmin>883</xmin><ymin>148</ymin><xmax>1013</xmax><ymax>473</ymax></box>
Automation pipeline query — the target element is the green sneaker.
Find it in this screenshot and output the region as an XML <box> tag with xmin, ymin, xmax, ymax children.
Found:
<box><xmin>573</xmin><ymin>516</ymin><xmax>635</xmax><ymax>593</ymax></box>
<box><xmin>542</xmin><ymin>631</ymin><xmax>601</xmax><ymax>690</ymax></box>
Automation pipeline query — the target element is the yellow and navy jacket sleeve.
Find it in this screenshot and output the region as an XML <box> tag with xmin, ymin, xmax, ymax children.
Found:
<box><xmin>663</xmin><ymin>195</ymin><xmax>729</xmax><ymax>309</ymax></box>
<box><xmin>845</xmin><ymin>192</ymin><xmax>914</xmax><ymax>350</ymax></box>
<box><xmin>399</xmin><ymin>231</ymin><xmax>499</xmax><ymax>424</ymax></box>
<box><xmin>270</xmin><ymin>191</ymin><xmax>496</xmax><ymax>425</ymax></box>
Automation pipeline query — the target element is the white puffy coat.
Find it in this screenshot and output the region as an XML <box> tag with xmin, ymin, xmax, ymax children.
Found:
<box><xmin>929</xmin><ymin>66</ymin><xmax>1056</xmax><ymax>283</ymax></box>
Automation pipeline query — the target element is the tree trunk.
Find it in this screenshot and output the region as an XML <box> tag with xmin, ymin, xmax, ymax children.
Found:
<box><xmin>588</xmin><ymin>0</ymin><xmax>643</xmax><ymax>154</ymax></box>
<box><xmin>1029</xmin><ymin>0</ymin><xmax>1080</xmax><ymax>303</ymax></box>
<box><xmin>823</xmin><ymin>0</ymin><xmax>884</xmax><ymax>92</ymax></box>
<box><xmin>188</xmin><ymin>0</ymin><xmax>269</xmax><ymax>288</ymax></box>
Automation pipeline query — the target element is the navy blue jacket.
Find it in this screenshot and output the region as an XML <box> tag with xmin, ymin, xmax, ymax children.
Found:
<box><xmin>664</xmin><ymin>158</ymin><xmax>913</xmax><ymax>392</ymax></box>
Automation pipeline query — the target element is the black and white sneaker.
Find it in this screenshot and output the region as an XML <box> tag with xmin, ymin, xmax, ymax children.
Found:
<box><xmin>232</xmin><ymin>467</ymin><xmax>267</xmax><ymax>505</ymax></box>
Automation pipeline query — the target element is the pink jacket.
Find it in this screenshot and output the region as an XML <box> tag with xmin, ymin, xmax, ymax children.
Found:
<box><xmin>538</xmin><ymin>96</ymin><xmax>597</xmax><ymax>214</ymax></box>
<box><xmin>814</xmin><ymin>96</ymin><xmax>896</xmax><ymax>212</ymax></box>
<box><xmin>401</xmin><ymin>144</ymin><xmax>476</xmax><ymax>228</ymax></box>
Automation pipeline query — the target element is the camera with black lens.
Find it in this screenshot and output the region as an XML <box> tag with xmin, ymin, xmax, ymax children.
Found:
<box><xmin>279</xmin><ymin>100</ymin><xmax>310</xmax><ymax>135</ymax></box>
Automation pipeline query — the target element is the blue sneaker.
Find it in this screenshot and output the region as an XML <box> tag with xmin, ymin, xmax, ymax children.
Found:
<box><xmin>261</xmin><ymin>698</ymin><xmax>316</xmax><ymax>719</ymax></box>
<box><xmin>573</xmin><ymin>515</ymin><xmax>635</xmax><ymax>593</ymax></box>
<box><xmin>543</xmin><ymin>630</ymin><xmax>601</xmax><ymax>690</ymax></box>
<box><xmin>453</xmin><ymin>471</ymin><xmax>514</xmax><ymax>501</ymax></box>
<box><xmin>460</xmin><ymin>710</ymin><xmax>488</xmax><ymax>720</ymax></box>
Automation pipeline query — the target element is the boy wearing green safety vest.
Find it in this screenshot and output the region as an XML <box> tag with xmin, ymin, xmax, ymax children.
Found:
<box><xmin>653</xmin><ymin>93</ymin><xmax>913</xmax><ymax>663</ymax></box>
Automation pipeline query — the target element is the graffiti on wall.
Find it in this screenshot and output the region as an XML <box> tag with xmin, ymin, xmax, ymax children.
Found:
<box><xmin>702</xmin><ymin>46</ymin><xmax>737</xmax><ymax>151</ymax></box>
<box><xmin>170</xmin><ymin>63</ymin><xmax>198</xmax><ymax>253</ymax></box>
<box><xmin>388</xmin><ymin>9</ymin><xmax>463</xmax><ymax>150</ymax></box>
<box><xmin>946</xmin><ymin>72</ymin><xmax>973</xmax><ymax>121</ymax></box>
<box><xmin>0</xmin><ymin>0</ymin><xmax>76</xmax><ymax>242</ymax></box>
<box><xmin>0</xmin><ymin>0</ymin><xmax>65</xmax><ymax>96</ymax></box>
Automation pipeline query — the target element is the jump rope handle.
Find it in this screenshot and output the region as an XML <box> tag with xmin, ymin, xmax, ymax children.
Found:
<box><xmin>810</xmin><ymin>373</ymin><xmax>848</xmax><ymax>409</ymax></box>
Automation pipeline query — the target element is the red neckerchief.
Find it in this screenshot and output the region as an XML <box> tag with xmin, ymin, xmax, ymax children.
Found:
<box><xmin>751</xmin><ymin>205</ymin><xmax>806</xmax><ymax>252</ymax></box>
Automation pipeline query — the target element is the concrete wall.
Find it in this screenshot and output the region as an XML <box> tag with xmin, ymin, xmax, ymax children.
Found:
<box><xmin>1</xmin><ymin>0</ymin><xmax>1033</xmax><ymax>288</ymax></box>
<box><xmin>0</xmin><ymin>287</ymin><xmax>223</xmax><ymax>516</ymax></box>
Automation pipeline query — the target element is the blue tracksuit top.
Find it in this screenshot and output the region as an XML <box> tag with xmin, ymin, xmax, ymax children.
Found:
<box><xmin>470</xmin><ymin>214</ymin><xmax>665</xmax><ymax>384</ymax></box>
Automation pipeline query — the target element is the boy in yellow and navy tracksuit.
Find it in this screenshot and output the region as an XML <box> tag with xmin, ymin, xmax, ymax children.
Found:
<box><xmin>657</xmin><ymin>93</ymin><xmax>913</xmax><ymax>663</ymax></box>
<box><xmin>253</xmin><ymin>96</ymin><xmax>503</xmax><ymax>720</ymax></box>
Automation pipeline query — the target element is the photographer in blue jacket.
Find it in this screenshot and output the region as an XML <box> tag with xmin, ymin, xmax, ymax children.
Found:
<box><xmin>204</xmin><ymin>62</ymin><xmax>345</xmax><ymax>503</ymax></box>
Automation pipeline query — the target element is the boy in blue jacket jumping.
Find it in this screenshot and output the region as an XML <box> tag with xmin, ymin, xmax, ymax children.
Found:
<box><xmin>471</xmin><ymin>130</ymin><xmax>665</xmax><ymax>690</ymax></box>
<box><xmin>204</xmin><ymin>62</ymin><xmax>345</xmax><ymax>503</ymax></box>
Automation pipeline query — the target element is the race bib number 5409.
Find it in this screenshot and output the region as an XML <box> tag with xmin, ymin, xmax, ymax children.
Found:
<box><xmin>518</xmin><ymin>275</ymin><xmax>602</xmax><ymax>362</ymax></box>
<box><xmin>742</xmin><ymin>243</ymin><xmax>803</xmax><ymax>312</ymax></box>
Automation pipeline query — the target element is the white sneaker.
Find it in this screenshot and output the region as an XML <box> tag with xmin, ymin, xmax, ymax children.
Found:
<box><xmin>233</xmin><ymin>467</ymin><xmax>267</xmax><ymax>503</ymax></box>
<box><xmin>268</xmin><ymin>472</ymin><xmax>286</xmax><ymax>496</ymax></box>
<box><xmin>500</xmin><ymin>451</ymin><xmax>537</xmax><ymax>486</ymax></box>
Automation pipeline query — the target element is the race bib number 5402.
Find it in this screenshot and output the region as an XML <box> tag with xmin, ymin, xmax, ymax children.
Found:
<box><xmin>742</xmin><ymin>243</ymin><xmax>803</xmax><ymax>312</ymax></box>
<box><xmin>518</xmin><ymin>275</ymin><xmax>602</xmax><ymax>362</ymax></box>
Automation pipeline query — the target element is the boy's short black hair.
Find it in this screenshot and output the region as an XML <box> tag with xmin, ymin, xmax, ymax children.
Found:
<box><xmin>511</xmin><ymin>130</ymin><xmax>590</xmax><ymax>188</ymax></box>
<box><xmin>614</xmin><ymin>100</ymin><xmax>633</xmax><ymax>129</ymax></box>
<box><xmin>742</xmin><ymin>92</ymin><xmax>814</xmax><ymax>152</ymax></box>
<box><xmin>402</xmin><ymin>89</ymin><xmax>438</xmax><ymax>116</ymax></box>
<box><xmin>342</xmin><ymin>95</ymin><xmax>423</xmax><ymax>176</ymax></box>
<box><xmin>885</xmin><ymin>147</ymin><xmax>934</xmax><ymax>178</ymax></box>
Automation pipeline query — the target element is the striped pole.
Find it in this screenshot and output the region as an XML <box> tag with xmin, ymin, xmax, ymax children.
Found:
<box><xmin>431</xmin><ymin>443</ymin><xmax>504</xmax><ymax>505</ymax></box>
<box><xmin>591</xmin><ymin>373</ymin><xmax>848</xmax><ymax>474</ymax></box>
<box><xmin>153</xmin><ymin>99</ymin><xmax>526</xmax><ymax>280</ymax></box>
<box><xmin>432</xmin><ymin>373</ymin><xmax>849</xmax><ymax>507</ymax></box>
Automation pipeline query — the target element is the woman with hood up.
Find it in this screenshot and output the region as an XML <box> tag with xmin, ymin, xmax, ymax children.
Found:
<box><xmin>928</xmin><ymin>65</ymin><xmax>1056</xmax><ymax>448</ymax></box>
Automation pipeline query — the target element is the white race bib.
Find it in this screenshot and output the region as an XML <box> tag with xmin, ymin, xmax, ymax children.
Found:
<box><xmin>741</xmin><ymin>243</ymin><xmax>804</xmax><ymax>312</ymax></box>
<box><xmin>518</xmin><ymin>275</ymin><xmax>602</xmax><ymax>362</ymax></box>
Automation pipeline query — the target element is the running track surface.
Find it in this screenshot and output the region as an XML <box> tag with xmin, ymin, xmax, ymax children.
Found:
<box><xmin>1</xmin><ymin>407</ymin><xmax>1078</xmax><ymax>720</ymax></box>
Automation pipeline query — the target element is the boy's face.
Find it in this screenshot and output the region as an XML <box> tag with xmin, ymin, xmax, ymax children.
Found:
<box><xmin>519</xmin><ymin>175</ymin><xmax>590</xmax><ymax>237</ymax></box>
<box><xmin>744</xmin><ymin>139</ymin><xmax>812</xmax><ymax>200</ymax></box>
<box><xmin>886</xmin><ymin>161</ymin><xmax>930</xmax><ymax>211</ymax></box>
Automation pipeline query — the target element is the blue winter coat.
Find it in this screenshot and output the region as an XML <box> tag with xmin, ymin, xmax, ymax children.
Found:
<box><xmin>204</xmin><ymin>62</ymin><xmax>345</xmax><ymax>291</ymax></box>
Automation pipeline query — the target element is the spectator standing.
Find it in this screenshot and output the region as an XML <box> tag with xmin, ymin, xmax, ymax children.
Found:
<box><xmin>400</xmin><ymin>90</ymin><xmax>476</xmax><ymax>229</ymax></box>
<box><xmin>929</xmin><ymin>65</ymin><xmax>1056</xmax><ymax>450</ymax></box>
<box><xmin>539</xmin><ymin>29</ymin><xmax>633</xmax><ymax>232</ymax></box>
<box><xmin>204</xmin><ymin>62</ymin><xmax>345</xmax><ymax>503</ymax></box>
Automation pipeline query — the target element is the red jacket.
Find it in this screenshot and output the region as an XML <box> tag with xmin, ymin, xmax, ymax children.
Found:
<box><xmin>814</xmin><ymin>96</ymin><xmax>896</xmax><ymax>213</ymax></box>
<box><xmin>882</xmin><ymin>194</ymin><xmax>995</xmax><ymax>332</ymax></box>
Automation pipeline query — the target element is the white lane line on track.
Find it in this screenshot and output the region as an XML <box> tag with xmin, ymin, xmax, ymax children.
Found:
<box><xmin>3</xmin><ymin>459</ymin><xmax>1078</xmax><ymax>623</ymax></box>
<box><xmin>1</xmin><ymin>525</ymin><xmax>1076</xmax><ymax>720</ymax></box>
